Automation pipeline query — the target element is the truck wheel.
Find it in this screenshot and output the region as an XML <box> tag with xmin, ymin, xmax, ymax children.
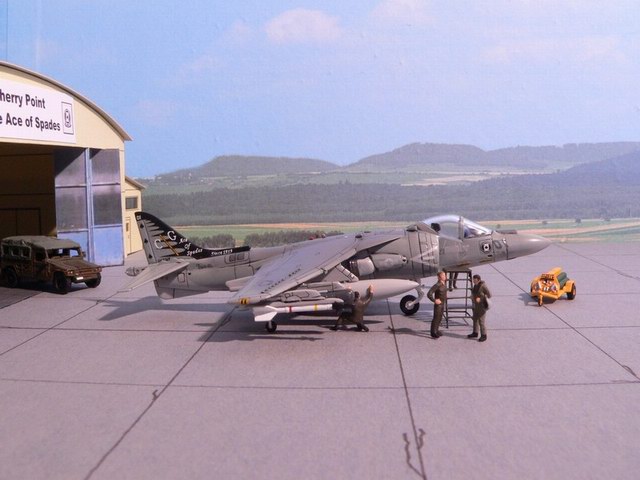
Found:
<box><xmin>567</xmin><ymin>284</ymin><xmax>576</xmax><ymax>300</ymax></box>
<box><xmin>85</xmin><ymin>274</ymin><xmax>101</xmax><ymax>288</ymax></box>
<box><xmin>4</xmin><ymin>268</ymin><xmax>19</xmax><ymax>288</ymax></box>
<box><xmin>53</xmin><ymin>272</ymin><xmax>71</xmax><ymax>294</ymax></box>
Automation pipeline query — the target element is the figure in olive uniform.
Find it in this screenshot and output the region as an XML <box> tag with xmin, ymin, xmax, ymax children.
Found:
<box><xmin>427</xmin><ymin>271</ymin><xmax>448</xmax><ymax>339</ymax></box>
<box><xmin>443</xmin><ymin>268</ymin><xmax>458</xmax><ymax>291</ymax></box>
<box><xmin>331</xmin><ymin>286</ymin><xmax>373</xmax><ymax>332</ymax></box>
<box><xmin>468</xmin><ymin>274</ymin><xmax>492</xmax><ymax>342</ymax></box>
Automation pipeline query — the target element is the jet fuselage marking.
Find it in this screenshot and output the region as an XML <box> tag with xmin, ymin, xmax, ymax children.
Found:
<box><xmin>155</xmin><ymin>235</ymin><xmax>180</xmax><ymax>255</ymax></box>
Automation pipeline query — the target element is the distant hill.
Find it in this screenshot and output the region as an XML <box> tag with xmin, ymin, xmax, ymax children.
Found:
<box><xmin>143</xmin><ymin>142</ymin><xmax>640</xmax><ymax>185</ymax></box>
<box><xmin>348</xmin><ymin>143</ymin><xmax>486</xmax><ymax>170</ymax></box>
<box><xmin>348</xmin><ymin>142</ymin><xmax>640</xmax><ymax>171</ymax></box>
<box><xmin>559</xmin><ymin>150</ymin><xmax>640</xmax><ymax>186</ymax></box>
<box><xmin>153</xmin><ymin>155</ymin><xmax>338</xmax><ymax>184</ymax></box>
<box><xmin>481</xmin><ymin>149</ymin><xmax>640</xmax><ymax>190</ymax></box>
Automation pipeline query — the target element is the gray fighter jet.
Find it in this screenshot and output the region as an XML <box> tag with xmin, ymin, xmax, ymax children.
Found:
<box><xmin>122</xmin><ymin>212</ymin><xmax>550</xmax><ymax>332</ymax></box>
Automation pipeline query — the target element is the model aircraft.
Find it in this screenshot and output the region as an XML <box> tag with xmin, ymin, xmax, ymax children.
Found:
<box><xmin>122</xmin><ymin>212</ymin><xmax>550</xmax><ymax>332</ymax></box>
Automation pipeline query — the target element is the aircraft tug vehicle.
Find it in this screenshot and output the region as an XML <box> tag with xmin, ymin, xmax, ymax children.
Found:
<box><xmin>530</xmin><ymin>267</ymin><xmax>576</xmax><ymax>306</ymax></box>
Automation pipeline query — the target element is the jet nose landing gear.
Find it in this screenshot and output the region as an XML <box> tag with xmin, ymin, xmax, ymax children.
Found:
<box><xmin>400</xmin><ymin>295</ymin><xmax>420</xmax><ymax>315</ymax></box>
<box><xmin>399</xmin><ymin>286</ymin><xmax>425</xmax><ymax>316</ymax></box>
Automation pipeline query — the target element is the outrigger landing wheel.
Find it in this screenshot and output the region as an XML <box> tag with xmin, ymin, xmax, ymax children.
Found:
<box><xmin>265</xmin><ymin>321</ymin><xmax>278</xmax><ymax>333</ymax></box>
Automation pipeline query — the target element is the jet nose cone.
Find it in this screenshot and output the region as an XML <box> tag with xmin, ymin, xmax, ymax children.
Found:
<box><xmin>507</xmin><ymin>233</ymin><xmax>551</xmax><ymax>260</ymax></box>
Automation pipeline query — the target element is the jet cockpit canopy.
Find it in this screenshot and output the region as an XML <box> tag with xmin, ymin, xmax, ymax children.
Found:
<box><xmin>422</xmin><ymin>215</ymin><xmax>492</xmax><ymax>240</ymax></box>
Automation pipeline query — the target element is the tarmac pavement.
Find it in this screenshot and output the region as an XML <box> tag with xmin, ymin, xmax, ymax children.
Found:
<box><xmin>1</xmin><ymin>242</ymin><xmax>639</xmax><ymax>479</ymax></box>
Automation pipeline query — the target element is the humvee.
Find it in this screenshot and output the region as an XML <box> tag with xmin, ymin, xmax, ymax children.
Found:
<box><xmin>0</xmin><ymin>236</ymin><xmax>102</xmax><ymax>294</ymax></box>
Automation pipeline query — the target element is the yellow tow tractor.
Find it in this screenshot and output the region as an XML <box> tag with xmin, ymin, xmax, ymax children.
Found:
<box><xmin>530</xmin><ymin>267</ymin><xmax>576</xmax><ymax>306</ymax></box>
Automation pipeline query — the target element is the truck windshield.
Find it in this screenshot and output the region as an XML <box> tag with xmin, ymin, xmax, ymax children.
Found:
<box><xmin>48</xmin><ymin>248</ymin><xmax>81</xmax><ymax>258</ymax></box>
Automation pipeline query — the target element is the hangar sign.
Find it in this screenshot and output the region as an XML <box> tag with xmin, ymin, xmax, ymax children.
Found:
<box><xmin>0</xmin><ymin>78</ymin><xmax>76</xmax><ymax>143</ymax></box>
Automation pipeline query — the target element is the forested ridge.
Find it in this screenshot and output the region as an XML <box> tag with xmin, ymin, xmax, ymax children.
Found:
<box><xmin>141</xmin><ymin>146</ymin><xmax>640</xmax><ymax>225</ymax></box>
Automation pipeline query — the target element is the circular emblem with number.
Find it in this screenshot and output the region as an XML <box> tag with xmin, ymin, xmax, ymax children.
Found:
<box><xmin>481</xmin><ymin>242</ymin><xmax>491</xmax><ymax>253</ymax></box>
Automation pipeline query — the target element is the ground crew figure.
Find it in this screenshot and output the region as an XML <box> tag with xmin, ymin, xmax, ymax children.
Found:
<box><xmin>331</xmin><ymin>308</ymin><xmax>349</xmax><ymax>331</ymax></box>
<box><xmin>427</xmin><ymin>271</ymin><xmax>447</xmax><ymax>339</ymax></box>
<box><xmin>331</xmin><ymin>286</ymin><xmax>373</xmax><ymax>332</ymax></box>
<box><xmin>446</xmin><ymin>270</ymin><xmax>458</xmax><ymax>291</ymax></box>
<box><xmin>468</xmin><ymin>274</ymin><xmax>491</xmax><ymax>342</ymax></box>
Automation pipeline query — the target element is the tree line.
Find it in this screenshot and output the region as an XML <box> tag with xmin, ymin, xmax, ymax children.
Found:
<box><xmin>188</xmin><ymin>230</ymin><xmax>343</xmax><ymax>248</ymax></box>
<box><xmin>143</xmin><ymin>178</ymin><xmax>640</xmax><ymax>226</ymax></box>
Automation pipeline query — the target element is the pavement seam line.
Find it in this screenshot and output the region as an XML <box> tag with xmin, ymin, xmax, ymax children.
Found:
<box><xmin>555</xmin><ymin>243</ymin><xmax>640</xmax><ymax>282</ymax></box>
<box><xmin>2</xmin><ymin>377</ymin><xmax>635</xmax><ymax>390</ymax></box>
<box><xmin>489</xmin><ymin>264</ymin><xmax>640</xmax><ymax>382</ymax></box>
<box><xmin>387</xmin><ymin>299</ymin><xmax>427</xmax><ymax>480</ymax></box>
<box><xmin>0</xmin><ymin>296</ymin><xmax>111</xmax><ymax>357</ymax></box>
<box><xmin>83</xmin><ymin>306</ymin><xmax>236</xmax><ymax>480</ymax></box>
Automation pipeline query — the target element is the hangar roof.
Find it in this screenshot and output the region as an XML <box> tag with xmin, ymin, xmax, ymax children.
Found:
<box><xmin>125</xmin><ymin>176</ymin><xmax>146</xmax><ymax>190</ymax></box>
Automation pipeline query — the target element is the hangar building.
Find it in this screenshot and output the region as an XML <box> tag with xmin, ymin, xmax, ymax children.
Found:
<box><xmin>0</xmin><ymin>61</ymin><xmax>133</xmax><ymax>266</ymax></box>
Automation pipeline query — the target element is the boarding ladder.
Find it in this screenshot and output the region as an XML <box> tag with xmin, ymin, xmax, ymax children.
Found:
<box><xmin>443</xmin><ymin>268</ymin><xmax>473</xmax><ymax>328</ymax></box>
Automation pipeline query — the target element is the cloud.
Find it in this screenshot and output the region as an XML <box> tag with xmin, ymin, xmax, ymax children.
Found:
<box><xmin>132</xmin><ymin>99</ymin><xmax>178</xmax><ymax>128</ymax></box>
<box><xmin>169</xmin><ymin>54</ymin><xmax>220</xmax><ymax>86</ymax></box>
<box><xmin>264</xmin><ymin>9</ymin><xmax>343</xmax><ymax>44</ymax></box>
<box><xmin>223</xmin><ymin>20</ymin><xmax>254</xmax><ymax>44</ymax></box>
<box><xmin>483</xmin><ymin>36</ymin><xmax>628</xmax><ymax>66</ymax></box>
<box><xmin>370</xmin><ymin>0</ymin><xmax>433</xmax><ymax>27</ymax></box>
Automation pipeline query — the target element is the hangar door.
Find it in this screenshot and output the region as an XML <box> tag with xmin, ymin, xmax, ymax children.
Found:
<box><xmin>55</xmin><ymin>148</ymin><xmax>123</xmax><ymax>265</ymax></box>
<box><xmin>0</xmin><ymin>144</ymin><xmax>57</xmax><ymax>239</ymax></box>
<box><xmin>0</xmin><ymin>209</ymin><xmax>40</xmax><ymax>239</ymax></box>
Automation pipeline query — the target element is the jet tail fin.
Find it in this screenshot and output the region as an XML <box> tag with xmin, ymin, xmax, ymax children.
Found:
<box><xmin>135</xmin><ymin>211</ymin><xmax>249</xmax><ymax>264</ymax></box>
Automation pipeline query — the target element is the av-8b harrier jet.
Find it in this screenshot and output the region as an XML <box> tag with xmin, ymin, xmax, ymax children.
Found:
<box><xmin>122</xmin><ymin>212</ymin><xmax>550</xmax><ymax>332</ymax></box>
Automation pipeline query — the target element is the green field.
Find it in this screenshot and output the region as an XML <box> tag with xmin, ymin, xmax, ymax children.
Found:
<box><xmin>143</xmin><ymin>165</ymin><xmax>549</xmax><ymax>195</ymax></box>
<box><xmin>177</xmin><ymin>218</ymin><xmax>640</xmax><ymax>246</ymax></box>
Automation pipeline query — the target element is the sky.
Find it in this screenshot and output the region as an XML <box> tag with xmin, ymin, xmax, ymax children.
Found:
<box><xmin>2</xmin><ymin>0</ymin><xmax>639</xmax><ymax>177</ymax></box>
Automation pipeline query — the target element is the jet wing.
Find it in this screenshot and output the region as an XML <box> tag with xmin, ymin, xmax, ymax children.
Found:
<box><xmin>119</xmin><ymin>260</ymin><xmax>189</xmax><ymax>292</ymax></box>
<box><xmin>228</xmin><ymin>233</ymin><xmax>402</xmax><ymax>306</ymax></box>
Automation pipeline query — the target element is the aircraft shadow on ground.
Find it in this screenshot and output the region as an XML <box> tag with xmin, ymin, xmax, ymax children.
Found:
<box><xmin>196</xmin><ymin>314</ymin><xmax>388</xmax><ymax>342</ymax></box>
<box><xmin>98</xmin><ymin>296</ymin><xmax>231</xmax><ymax>322</ymax></box>
<box><xmin>387</xmin><ymin>319</ymin><xmax>471</xmax><ymax>339</ymax></box>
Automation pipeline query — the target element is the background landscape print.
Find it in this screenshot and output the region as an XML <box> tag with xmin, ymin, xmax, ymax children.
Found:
<box><xmin>141</xmin><ymin>142</ymin><xmax>640</xmax><ymax>245</ymax></box>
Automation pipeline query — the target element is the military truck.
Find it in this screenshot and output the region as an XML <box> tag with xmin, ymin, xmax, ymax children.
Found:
<box><xmin>0</xmin><ymin>236</ymin><xmax>102</xmax><ymax>294</ymax></box>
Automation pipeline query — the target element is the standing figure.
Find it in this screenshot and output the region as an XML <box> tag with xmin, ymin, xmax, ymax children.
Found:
<box><xmin>446</xmin><ymin>270</ymin><xmax>459</xmax><ymax>291</ymax></box>
<box><xmin>331</xmin><ymin>286</ymin><xmax>373</xmax><ymax>332</ymax></box>
<box><xmin>427</xmin><ymin>271</ymin><xmax>448</xmax><ymax>339</ymax></box>
<box><xmin>468</xmin><ymin>274</ymin><xmax>492</xmax><ymax>342</ymax></box>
